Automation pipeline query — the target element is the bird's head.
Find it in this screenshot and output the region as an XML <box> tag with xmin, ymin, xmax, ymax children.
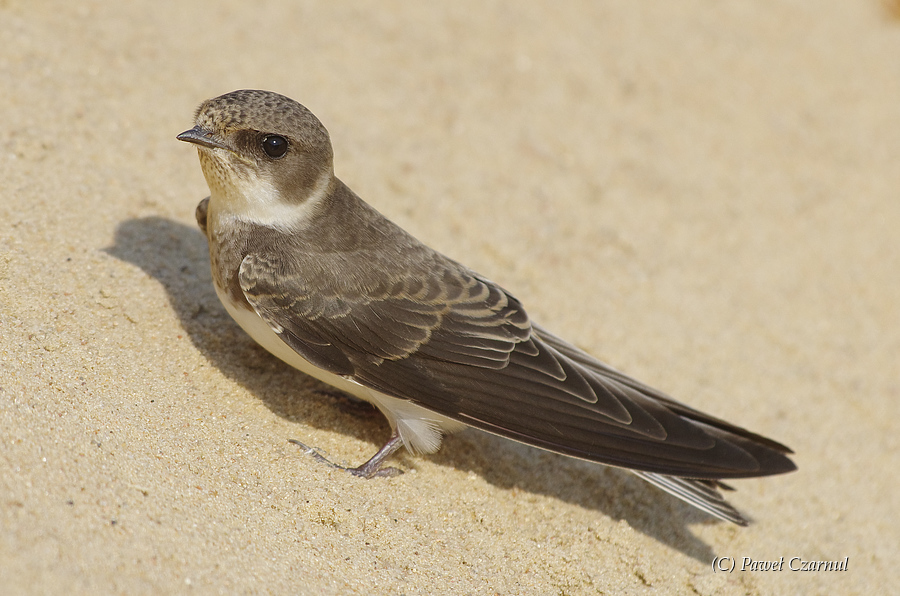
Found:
<box><xmin>178</xmin><ymin>89</ymin><xmax>335</xmax><ymax>228</ymax></box>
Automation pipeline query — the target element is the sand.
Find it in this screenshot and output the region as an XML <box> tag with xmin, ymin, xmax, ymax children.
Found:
<box><xmin>1</xmin><ymin>1</ymin><xmax>898</xmax><ymax>594</ymax></box>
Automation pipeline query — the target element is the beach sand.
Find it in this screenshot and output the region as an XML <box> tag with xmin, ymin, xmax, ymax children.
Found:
<box><xmin>1</xmin><ymin>1</ymin><xmax>897</xmax><ymax>594</ymax></box>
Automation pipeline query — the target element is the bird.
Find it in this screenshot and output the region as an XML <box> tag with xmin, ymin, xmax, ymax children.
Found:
<box><xmin>177</xmin><ymin>89</ymin><xmax>796</xmax><ymax>526</ymax></box>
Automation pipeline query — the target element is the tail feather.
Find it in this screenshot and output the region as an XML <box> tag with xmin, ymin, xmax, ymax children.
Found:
<box><xmin>631</xmin><ymin>471</ymin><xmax>750</xmax><ymax>526</ymax></box>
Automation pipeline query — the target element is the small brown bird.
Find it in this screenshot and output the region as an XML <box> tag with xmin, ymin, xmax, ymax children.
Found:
<box><xmin>178</xmin><ymin>89</ymin><xmax>795</xmax><ymax>525</ymax></box>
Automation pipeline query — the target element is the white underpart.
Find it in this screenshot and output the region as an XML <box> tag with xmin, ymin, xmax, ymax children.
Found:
<box><xmin>216</xmin><ymin>285</ymin><xmax>466</xmax><ymax>454</ymax></box>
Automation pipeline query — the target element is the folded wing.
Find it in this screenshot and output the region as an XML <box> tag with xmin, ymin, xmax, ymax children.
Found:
<box><xmin>240</xmin><ymin>249</ymin><xmax>794</xmax><ymax>486</ymax></box>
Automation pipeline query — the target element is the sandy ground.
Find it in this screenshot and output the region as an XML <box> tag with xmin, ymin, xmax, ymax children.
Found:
<box><xmin>2</xmin><ymin>1</ymin><xmax>898</xmax><ymax>594</ymax></box>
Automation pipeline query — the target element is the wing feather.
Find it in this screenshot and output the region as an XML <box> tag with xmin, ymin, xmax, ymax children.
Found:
<box><xmin>238</xmin><ymin>247</ymin><xmax>794</xmax><ymax>480</ymax></box>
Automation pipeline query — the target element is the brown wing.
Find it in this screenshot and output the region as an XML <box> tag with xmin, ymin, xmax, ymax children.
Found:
<box><xmin>239</xmin><ymin>247</ymin><xmax>794</xmax><ymax>481</ymax></box>
<box><xmin>238</xmin><ymin>251</ymin><xmax>529</xmax><ymax>374</ymax></box>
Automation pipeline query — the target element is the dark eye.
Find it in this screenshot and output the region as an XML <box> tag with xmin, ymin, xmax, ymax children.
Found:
<box><xmin>261</xmin><ymin>135</ymin><xmax>288</xmax><ymax>158</ymax></box>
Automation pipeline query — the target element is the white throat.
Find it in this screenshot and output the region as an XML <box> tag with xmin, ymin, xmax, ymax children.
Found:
<box><xmin>205</xmin><ymin>151</ymin><xmax>333</xmax><ymax>233</ymax></box>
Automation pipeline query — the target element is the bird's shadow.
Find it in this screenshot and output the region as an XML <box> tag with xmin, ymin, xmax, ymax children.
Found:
<box><xmin>105</xmin><ymin>215</ymin><xmax>722</xmax><ymax>562</ymax></box>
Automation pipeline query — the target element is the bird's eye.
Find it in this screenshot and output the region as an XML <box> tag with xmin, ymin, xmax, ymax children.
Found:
<box><xmin>261</xmin><ymin>135</ymin><xmax>288</xmax><ymax>158</ymax></box>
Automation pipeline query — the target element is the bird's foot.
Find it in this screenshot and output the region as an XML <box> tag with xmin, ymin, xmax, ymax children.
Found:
<box><xmin>290</xmin><ymin>432</ymin><xmax>406</xmax><ymax>479</ymax></box>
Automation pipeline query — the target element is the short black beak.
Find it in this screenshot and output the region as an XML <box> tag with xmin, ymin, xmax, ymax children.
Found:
<box><xmin>176</xmin><ymin>126</ymin><xmax>229</xmax><ymax>150</ymax></box>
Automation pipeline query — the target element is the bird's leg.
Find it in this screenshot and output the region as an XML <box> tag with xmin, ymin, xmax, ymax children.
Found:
<box><xmin>290</xmin><ymin>432</ymin><xmax>405</xmax><ymax>478</ymax></box>
<box><xmin>347</xmin><ymin>433</ymin><xmax>406</xmax><ymax>478</ymax></box>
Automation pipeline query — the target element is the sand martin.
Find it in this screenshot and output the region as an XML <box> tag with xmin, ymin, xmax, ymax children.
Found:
<box><xmin>177</xmin><ymin>89</ymin><xmax>795</xmax><ymax>525</ymax></box>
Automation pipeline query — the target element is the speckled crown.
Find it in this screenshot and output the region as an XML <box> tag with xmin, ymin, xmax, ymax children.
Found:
<box><xmin>194</xmin><ymin>89</ymin><xmax>331</xmax><ymax>151</ymax></box>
